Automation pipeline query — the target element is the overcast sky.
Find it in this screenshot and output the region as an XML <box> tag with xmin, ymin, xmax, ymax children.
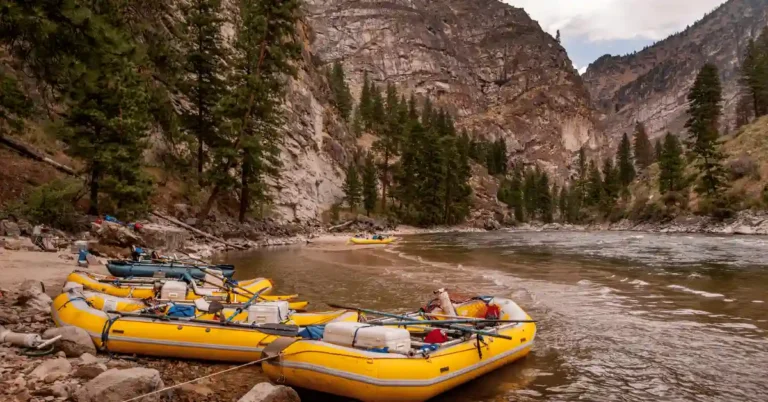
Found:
<box><xmin>503</xmin><ymin>0</ymin><xmax>728</xmax><ymax>74</ymax></box>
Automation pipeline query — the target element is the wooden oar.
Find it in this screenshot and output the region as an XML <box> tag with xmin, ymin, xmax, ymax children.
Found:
<box><xmin>327</xmin><ymin>304</ymin><xmax>513</xmax><ymax>340</ymax></box>
<box><xmin>105</xmin><ymin>310</ymin><xmax>300</xmax><ymax>336</ymax></box>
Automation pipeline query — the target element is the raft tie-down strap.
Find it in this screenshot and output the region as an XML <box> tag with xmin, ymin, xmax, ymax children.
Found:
<box><xmin>119</xmin><ymin>354</ymin><xmax>281</xmax><ymax>402</ymax></box>
<box><xmin>100</xmin><ymin>315</ymin><xmax>121</xmax><ymax>356</ymax></box>
<box><xmin>351</xmin><ymin>325</ymin><xmax>372</xmax><ymax>348</ymax></box>
<box><xmin>57</xmin><ymin>296</ymin><xmax>93</xmax><ymax>311</ymax></box>
<box><xmin>475</xmin><ymin>334</ymin><xmax>488</xmax><ymax>359</ymax></box>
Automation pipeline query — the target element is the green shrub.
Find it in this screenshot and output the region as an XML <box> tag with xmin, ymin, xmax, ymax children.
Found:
<box><xmin>330</xmin><ymin>202</ymin><xmax>341</xmax><ymax>224</ymax></box>
<box><xmin>18</xmin><ymin>179</ymin><xmax>84</xmax><ymax>231</ymax></box>
<box><xmin>697</xmin><ymin>196</ymin><xmax>737</xmax><ymax>221</ymax></box>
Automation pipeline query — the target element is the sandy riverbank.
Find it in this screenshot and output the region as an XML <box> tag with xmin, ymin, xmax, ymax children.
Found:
<box><xmin>0</xmin><ymin>249</ymin><xmax>108</xmax><ymax>294</ymax></box>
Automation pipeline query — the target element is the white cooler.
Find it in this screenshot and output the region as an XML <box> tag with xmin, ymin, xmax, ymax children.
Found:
<box><xmin>323</xmin><ymin>322</ymin><xmax>411</xmax><ymax>354</ymax></box>
<box><xmin>160</xmin><ymin>281</ymin><xmax>188</xmax><ymax>301</ymax></box>
<box><xmin>247</xmin><ymin>301</ymin><xmax>290</xmax><ymax>324</ymax></box>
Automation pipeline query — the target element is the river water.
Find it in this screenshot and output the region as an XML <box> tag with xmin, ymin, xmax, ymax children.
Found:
<box><xmin>225</xmin><ymin>231</ymin><xmax>768</xmax><ymax>402</ymax></box>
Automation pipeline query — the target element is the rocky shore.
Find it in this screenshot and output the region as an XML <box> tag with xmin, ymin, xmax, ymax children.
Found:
<box><xmin>510</xmin><ymin>210</ymin><xmax>768</xmax><ymax>236</ymax></box>
<box><xmin>0</xmin><ymin>250</ymin><xmax>301</xmax><ymax>402</ymax></box>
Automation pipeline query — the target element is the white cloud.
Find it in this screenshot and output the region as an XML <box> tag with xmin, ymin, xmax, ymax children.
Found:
<box><xmin>504</xmin><ymin>0</ymin><xmax>726</xmax><ymax>42</ymax></box>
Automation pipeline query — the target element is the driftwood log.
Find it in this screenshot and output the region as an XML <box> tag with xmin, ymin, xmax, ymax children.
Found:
<box><xmin>150</xmin><ymin>211</ymin><xmax>246</xmax><ymax>250</ymax></box>
<box><xmin>0</xmin><ymin>134</ymin><xmax>77</xmax><ymax>175</ymax></box>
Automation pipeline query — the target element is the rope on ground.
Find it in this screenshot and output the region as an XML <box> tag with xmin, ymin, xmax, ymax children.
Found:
<box><xmin>120</xmin><ymin>354</ymin><xmax>280</xmax><ymax>402</ymax></box>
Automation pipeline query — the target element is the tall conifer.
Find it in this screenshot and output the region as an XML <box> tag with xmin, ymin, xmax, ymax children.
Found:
<box><xmin>686</xmin><ymin>63</ymin><xmax>726</xmax><ymax>197</ymax></box>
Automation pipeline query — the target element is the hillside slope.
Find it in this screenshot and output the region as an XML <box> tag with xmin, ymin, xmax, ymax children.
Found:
<box><xmin>583</xmin><ymin>0</ymin><xmax>768</xmax><ymax>144</ymax></box>
<box><xmin>305</xmin><ymin>0</ymin><xmax>603</xmax><ymax>177</ymax></box>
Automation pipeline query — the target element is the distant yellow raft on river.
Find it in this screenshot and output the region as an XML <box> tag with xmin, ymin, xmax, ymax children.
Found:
<box><xmin>349</xmin><ymin>236</ymin><xmax>397</xmax><ymax>245</ymax></box>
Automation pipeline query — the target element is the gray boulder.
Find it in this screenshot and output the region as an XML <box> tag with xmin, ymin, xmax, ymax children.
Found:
<box><xmin>0</xmin><ymin>220</ymin><xmax>21</xmax><ymax>237</ymax></box>
<box><xmin>16</xmin><ymin>219</ymin><xmax>33</xmax><ymax>236</ymax></box>
<box><xmin>238</xmin><ymin>383</ymin><xmax>300</xmax><ymax>402</ymax></box>
<box><xmin>43</xmin><ymin>326</ymin><xmax>97</xmax><ymax>357</ymax></box>
<box><xmin>96</xmin><ymin>221</ymin><xmax>142</xmax><ymax>247</ymax></box>
<box><xmin>72</xmin><ymin>363</ymin><xmax>108</xmax><ymax>380</ymax></box>
<box><xmin>29</xmin><ymin>358</ymin><xmax>72</xmax><ymax>380</ymax></box>
<box><xmin>74</xmin><ymin>368</ymin><xmax>165</xmax><ymax>402</ymax></box>
<box><xmin>16</xmin><ymin>280</ymin><xmax>53</xmax><ymax>314</ymax></box>
<box><xmin>2</xmin><ymin>237</ymin><xmax>39</xmax><ymax>251</ymax></box>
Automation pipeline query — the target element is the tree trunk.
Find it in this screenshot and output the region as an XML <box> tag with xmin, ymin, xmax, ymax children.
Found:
<box><xmin>199</xmin><ymin>184</ymin><xmax>221</xmax><ymax>220</ymax></box>
<box><xmin>197</xmin><ymin>134</ymin><xmax>204</xmax><ymax>185</ymax></box>
<box><xmin>239</xmin><ymin>158</ymin><xmax>251</xmax><ymax>223</ymax></box>
<box><xmin>381</xmin><ymin>150</ymin><xmax>389</xmax><ymax>211</ymax></box>
<box><xmin>88</xmin><ymin>164</ymin><xmax>100</xmax><ymax>216</ymax></box>
<box><xmin>198</xmin><ymin>20</ymin><xmax>271</xmax><ymax>221</ymax></box>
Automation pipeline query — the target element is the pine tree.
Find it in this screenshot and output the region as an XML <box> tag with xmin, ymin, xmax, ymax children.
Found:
<box><xmin>686</xmin><ymin>63</ymin><xmax>726</xmax><ymax>197</ymax></box>
<box><xmin>511</xmin><ymin>166</ymin><xmax>525</xmax><ymax>221</ymax></box>
<box><xmin>551</xmin><ymin>183</ymin><xmax>559</xmax><ymax>218</ymax></box>
<box><xmin>558</xmin><ymin>186</ymin><xmax>568</xmax><ymax>222</ymax></box>
<box><xmin>372</xmin><ymin>84</ymin><xmax>401</xmax><ymax>211</ymax></box>
<box><xmin>654</xmin><ymin>139</ymin><xmax>662</xmax><ymax>162</ymax></box>
<box><xmin>362</xmin><ymin>152</ymin><xmax>378</xmax><ymax>215</ymax></box>
<box><xmin>343</xmin><ymin>161</ymin><xmax>362</xmax><ymax>210</ymax></box>
<box><xmin>633</xmin><ymin>122</ymin><xmax>654</xmax><ymax>171</ymax></box>
<box><xmin>659</xmin><ymin>133</ymin><xmax>685</xmax><ymax>193</ymax></box>
<box><xmin>566</xmin><ymin>185</ymin><xmax>583</xmax><ymax>223</ymax></box>
<box><xmin>537</xmin><ymin>172</ymin><xmax>553</xmax><ymax>223</ymax></box>
<box><xmin>1</xmin><ymin>0</ymin><xmax>157</xmax><ymax>218</ymax></box>
<box><xmin>487</xmin><ymin>138</ymin><xmax>508</xmax><ymax>175</ymax></box>
<box><xmin>586</xmin><ymin>161</ymin><xmax>603</xmax><ymax>207</ymax></box>
<box><xmin>359</xmin><ymin>72</ymin><xmax>373</xmax><ymax>128</ymax></box>
<box><xmin>617</xmin><ymin>133</ymin><xmax>636</xmax><ymax>187</ymax></box>
<box><xmin>351</xmin><ymin>106</ymin><xmax>363</xmax><ymax>137</ymax></box>
<box><xmin>371</xmin><ymin>85</ymin><xmax>385</xmax><ymax>129</ymax></box>
<box><xmin>180</xmin><ymin>0</ymin><xmax>227</xmax><ymax>184</ymax></box>
<box><xmin>740</xmin><ymin>34</ymin><xmax>768</xmax><ymax>118</ymax></box>
<box><xmin>574</xmin><ymin>146</ymin><xmax>588</xmax><ymax>205</ymax></box>
<box><xmin>200</xmin><ymin>0</ymin><xmax>301</xmax><ymax>222</ymax></box>
<box><xmin>602</xmin><ymin>158</ymin><xmax>620</xmax><ymax>203</ymax></box>
<box><xmin>421</xmin><ymin>98</ymin><xmax>433</xmax><ymax>128</ymax></box>
<box><xmin>441</xmin><ymin>126</ymin><xmax>472</xmax><ymax>224</ymax></box>
<box><xmin>523</xmin><ymin>168</ymin><xmax>538</xmax><ymax>219</ymax></box>
<box><xmin>0</xmin><ymin>73</ymin><xmax>33</xmax><ymax>134</ymax></box>
<box><xmin>329</xmin><ymin>61</ymin><xmax>353</xmax><ymax>120</ymax></box>
<box><xmin>735</xmin><ymin>95</ymin><xmax>754</xmax><ymax>129</ymax></box>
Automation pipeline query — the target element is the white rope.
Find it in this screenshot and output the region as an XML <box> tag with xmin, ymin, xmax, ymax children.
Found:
<box><xmin>120</xmin><ymin>354</ymin><xmax>280</xmax><ymax>402</ymax></box>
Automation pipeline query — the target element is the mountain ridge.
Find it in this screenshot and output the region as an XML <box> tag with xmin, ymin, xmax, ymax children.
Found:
<box><xmin>584</xmin><ymin>0</ymin><xmax>768</xmax><ymax>144</ymax></box>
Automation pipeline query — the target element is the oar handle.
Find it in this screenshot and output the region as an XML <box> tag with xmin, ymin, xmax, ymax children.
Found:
<box><xmin>225</xmin><ymin>286</ymin><xmax>271</xmax><ymax>322</ymax></box>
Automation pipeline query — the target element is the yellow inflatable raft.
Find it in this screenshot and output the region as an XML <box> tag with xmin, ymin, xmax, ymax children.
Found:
<box><xmin>349</xmin><ymin>237</ymin><xmax>396</xmax><ymax>245</ymax></box>
<box><xmin>263</xmin><ymin>297</ymin><xmax>535</xmax><ymax>402</ymax></box>
<box><xmin>75</xmin><ymin>290</ymin><xmax>307</xmax><ymax>319</ymax></box>
<box><xmin>66</xmin><ymin>271</ymin><xmax>308</xmax><ymax>310</ymax></box>
<box><xmin>52</xmin><ymin>290</ymin><xmax>357</xmax><ymax>362</ymax></box>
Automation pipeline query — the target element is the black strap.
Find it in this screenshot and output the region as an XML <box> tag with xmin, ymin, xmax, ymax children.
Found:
<box><xmin>475</xmin><ymin>334</ymin><xmax>486</xmax><ymax>359</ymax></box>
<box><xmin>100</xmin><ymin>315</ymin><xmax>121</xmax><ymax>356</ymax></box>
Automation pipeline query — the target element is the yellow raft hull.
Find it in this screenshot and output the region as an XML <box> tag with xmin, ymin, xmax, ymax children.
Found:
<box><xmin>66</xmin><ymin>271</ymin><xmax>308</xmax><ymax>310</ymax></box>
<box><xmin>79</xmin><ymin>291</ymin><xmax>306</xmax><ymax>320</ymax></box>
<box><xmin>263</xmin><ymin>299</ymin><xmax>536</xmax><ymax>402</ymax></box>
<box><xmin>349</xmin><ymin>237</ymin><xmax>396</xmax><ymax>245</ymax></box>
<box><xmin>52</xmin><ymin>291</ymin><xmax>357</xmax><ymax>362</ymax></box>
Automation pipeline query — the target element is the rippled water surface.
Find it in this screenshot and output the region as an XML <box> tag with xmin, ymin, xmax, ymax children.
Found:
<box><xmin>224</xmin><ymin>231</ymin><xmax>768</xmax><ymax>401</ymax></box>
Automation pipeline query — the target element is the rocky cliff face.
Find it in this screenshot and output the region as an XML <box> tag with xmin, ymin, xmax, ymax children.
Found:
<box><xmin>268</xmin><ymin>22</ymin><xmax>357</xmax><ymax>223</ymax></box>
<box><xmin>304</xmin><ymin>0</ymin><xmax>601</xmax><ymax>179</ymax></box>
<box><xmin>583</xmin><ymin>0</ymin><xmax>768</xmax><ymax>143</ymax></box>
